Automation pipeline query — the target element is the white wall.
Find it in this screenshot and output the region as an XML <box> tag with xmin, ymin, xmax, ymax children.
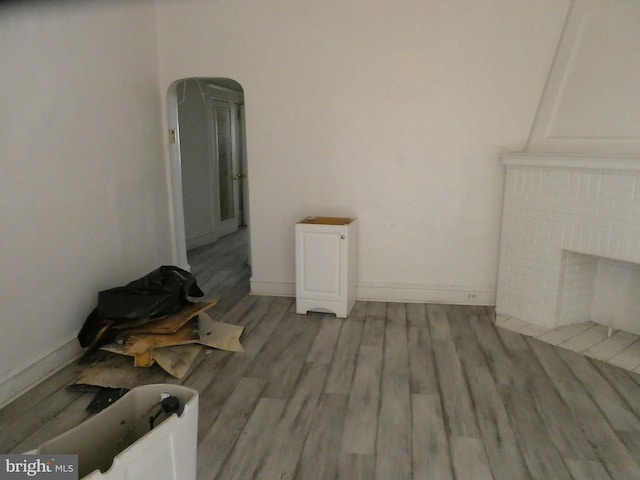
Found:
<box><xmin>156</xmin><ymin>0</ymin><xmax>570</xmax><ymax>304</ymax></box>
<box><xmin>0</xmin><ymin>2</ymin><xmax>172</xmax><ymax>405</ymax></box>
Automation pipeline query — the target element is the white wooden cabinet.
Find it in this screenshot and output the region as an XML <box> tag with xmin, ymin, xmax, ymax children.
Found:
<box><xmin>295</xmin><ymin>217</ymin><xmax>357</xmax><ymax>318</ymax></box>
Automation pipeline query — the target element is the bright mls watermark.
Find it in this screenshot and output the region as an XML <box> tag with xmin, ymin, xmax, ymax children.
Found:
<box><xmin>0</xmin><ymin>455</ymin><xmax>77</xmax><ymax>479</ymax></box>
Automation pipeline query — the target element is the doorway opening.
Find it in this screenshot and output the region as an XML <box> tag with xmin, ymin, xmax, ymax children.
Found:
<box><xmin>166</xmin><ymin>78</ymin><xmax>249</xmax><ymax>275</ymax></box>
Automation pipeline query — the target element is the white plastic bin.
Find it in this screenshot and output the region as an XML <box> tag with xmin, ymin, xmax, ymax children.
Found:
<box><xmin>34</xmin><ymin>384</ymin><xmax>198</xmax><ymax>480</ymax></box>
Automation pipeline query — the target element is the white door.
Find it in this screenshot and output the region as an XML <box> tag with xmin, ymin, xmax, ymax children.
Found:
<box><xmin>211</xmin><ymin>100</ymin><xmax>240</xmax><ymax>238</ymax></box>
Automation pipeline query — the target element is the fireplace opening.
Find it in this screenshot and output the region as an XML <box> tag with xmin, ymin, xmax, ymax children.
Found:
<box><xmin>559</xmin><ymin>251</ymin><xmax>640</xmax><ymax>336</ymax></box>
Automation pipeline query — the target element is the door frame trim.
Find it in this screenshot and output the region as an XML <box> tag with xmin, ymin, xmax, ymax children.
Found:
<box><xmin>166</xmin><ymin>79</ymin><xmax>190</xmax><ymax>270</ymax></box>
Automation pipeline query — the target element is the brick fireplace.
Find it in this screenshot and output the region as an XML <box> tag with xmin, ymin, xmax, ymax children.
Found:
<box><xmin>496</xmin><ymin>153</ymin><xmax>640</xmax><ymax>336</ymax></box>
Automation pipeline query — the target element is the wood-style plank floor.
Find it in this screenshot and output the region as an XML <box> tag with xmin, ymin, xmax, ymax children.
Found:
<box><xmin>3</xmin><ymin>227</ymin><xmax>640</xmax><ymax>479</ymax></box>
<box><xmin>497</xmin><ymin>314</ymin><xmax>640</xmax><ymax>374</ymax></box>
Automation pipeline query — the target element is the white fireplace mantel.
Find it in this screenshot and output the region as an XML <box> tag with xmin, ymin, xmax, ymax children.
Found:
<box><xmin>502</xmin><ymin>153</ymin><xmax>640</xmax><ymax>172</ymax></box>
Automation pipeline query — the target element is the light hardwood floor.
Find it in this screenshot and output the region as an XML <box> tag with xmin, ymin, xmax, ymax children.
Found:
<box><xmin>2</xmin><ymin>228</ymin><xmax>640</xmax><ymax>479</ymax></box>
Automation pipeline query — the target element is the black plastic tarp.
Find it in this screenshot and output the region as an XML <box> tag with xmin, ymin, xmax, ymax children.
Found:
<box><xmin>78</xmin><ymin>266</ymin><xmax>204</xmax><ymax>349</ymax></box>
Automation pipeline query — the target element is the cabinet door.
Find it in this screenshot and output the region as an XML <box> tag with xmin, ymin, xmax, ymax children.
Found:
<box><xmin>296</xmin><ymin>229</ymin><xmax>346</xmax><ymax>301</ymax></box>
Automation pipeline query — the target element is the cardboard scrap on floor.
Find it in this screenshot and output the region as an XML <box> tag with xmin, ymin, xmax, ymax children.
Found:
<box><xmin>198</xmin><ymin>312</ymin><xmax>244</xmax><ymax>352</ymax></box>
<box><xmin>102</xmin><ymin>318</ymin><xmax>201</xmax><ymax>367</ymax></box>
<box><xmin>113</xmin><ymin>300</ymin><xmax>218</xmax><ymax>334</ymax></box>
<box><xmin>72</xmin><ymin>301</ymin><xmax>245</xmax><ymax>388</ymax></box>
<box><xmin>100</xmin><ymin>312</ymin><xmax>244</xmax><ymax>368</ymax></box>
<box><xmin>153</xmin><ymin>344</ymin><xmax>203</xmax><ymax>379</ymax></box>
<box><xmin>72</xmin><ymin>354</ymin><xmax>151</xmax><ymax>390</ymax></box>
<box><xmin>70</xmin><ymin>347</ymin><xmax>203</xmax><ymax>390</ymax></box>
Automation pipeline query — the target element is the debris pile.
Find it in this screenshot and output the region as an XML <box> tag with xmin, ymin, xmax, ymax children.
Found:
<box><xmin>73</xmin><ymin>266</ymin><xmax>243</xmax><ymax>388</ymax></box>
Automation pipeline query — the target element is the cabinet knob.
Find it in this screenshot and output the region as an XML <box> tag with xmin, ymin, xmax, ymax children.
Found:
<box><xmin>341</xmin><ymin>235</ymin><xmax>345</xmax><ymax>239</ymax></box>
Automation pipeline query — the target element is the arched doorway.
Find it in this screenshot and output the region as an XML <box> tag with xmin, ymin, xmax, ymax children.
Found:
<box><xmin>166</xmin><ymin>78</ymin><xmax>249</xmax><ymax>272</ymax></box>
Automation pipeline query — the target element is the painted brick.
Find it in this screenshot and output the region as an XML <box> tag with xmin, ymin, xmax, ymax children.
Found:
<box><xmin>601</xmin><ymin>174</ymin><xmax>636</xmax><ymax>200</ymax></box>
<box><xmin>497</xmin><ymin>157</ymin><xmax>640</xmax><ymax>333</ymax></box>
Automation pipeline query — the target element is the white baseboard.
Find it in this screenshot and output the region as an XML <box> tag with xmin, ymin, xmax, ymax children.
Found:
<box><xmin>250</xmin><ymin>277</ymin><xmax>496</xmax><ymax>306</ymax></box>
<box><xmin>0</xmin><ymin>338</ymin><xmax>83</xmax><ymax>409</ymax></box>
<box><xmin>186</xmin><ymin>231</ymin><xmax>218</xmax><ymax>250</ymax></box>
<box><xmin>249</xmin><ymin>278</ymin><xmax>295</xmax><ymax>297</ymax></box>
<box><xmin>356</xmin><ymin>281</ymin><xmax>495</xmax><ymax>305</ymax></box>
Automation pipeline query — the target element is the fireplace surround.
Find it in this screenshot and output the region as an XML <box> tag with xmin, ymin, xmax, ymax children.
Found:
<box><xmin>496</xmin><ymin>153</ymin><xmax>640</xmax><ymax>336</ymax></box>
